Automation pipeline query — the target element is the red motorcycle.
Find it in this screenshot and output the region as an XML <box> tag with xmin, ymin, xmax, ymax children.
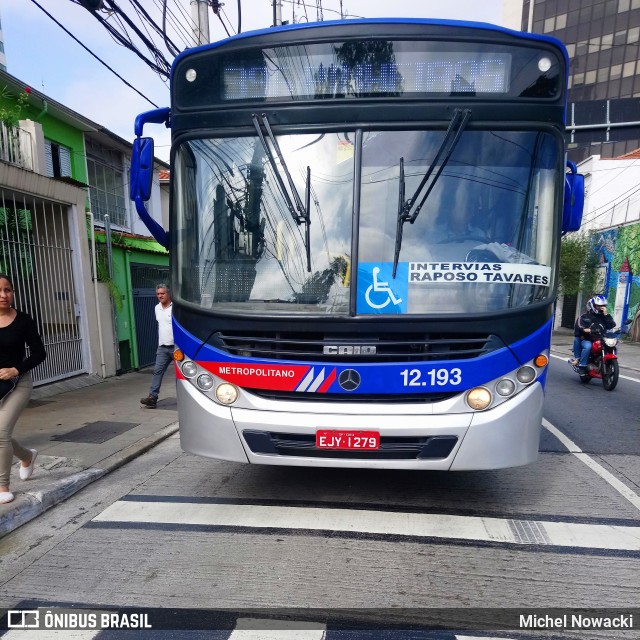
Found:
<box><xmin>570</xmin><ymin>322</ymin><xmax>620</xmax><ymax>391</ymax></box>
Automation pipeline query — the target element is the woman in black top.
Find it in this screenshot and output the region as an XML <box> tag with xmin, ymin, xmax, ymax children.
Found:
<box><xmin>0</xmin><ymin>274</ymin><xmax>46</xmax><ymax>504</ymax></box>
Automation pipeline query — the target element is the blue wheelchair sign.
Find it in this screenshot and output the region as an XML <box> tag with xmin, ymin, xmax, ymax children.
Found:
<box><xmin>357</xmin><ymin>263</ymin><xmax>408</xmax><ymax>314</ymax></box>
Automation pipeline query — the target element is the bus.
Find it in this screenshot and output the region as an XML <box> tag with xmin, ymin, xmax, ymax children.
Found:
<box><xmin>130</xmin><ymin>18</ymin><xmax>584</xmax><ymax>470</ymax></box>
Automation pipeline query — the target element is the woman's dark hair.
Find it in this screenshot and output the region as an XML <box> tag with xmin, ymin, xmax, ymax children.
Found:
<box><xmin>0</xmin><ymin>273</ymin><xmax>13</xmax><ymax>288</ymax></box>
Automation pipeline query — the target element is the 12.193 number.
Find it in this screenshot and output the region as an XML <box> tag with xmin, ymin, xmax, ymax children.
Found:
<box><xmin>400</xmin><ymin>368</ymin><xmax>462</xmax><ymax>387</ymax></box>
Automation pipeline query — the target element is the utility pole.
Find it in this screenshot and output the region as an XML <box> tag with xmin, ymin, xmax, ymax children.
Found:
<box><xmin>273</xmin><ymin>0</ymin><xmax>282</xmax><ymax>26</ymax></box>
<box><xmin>190</xmin><ymin>0</ymin><xmax>210</xmax><ymax>45</ymax></box>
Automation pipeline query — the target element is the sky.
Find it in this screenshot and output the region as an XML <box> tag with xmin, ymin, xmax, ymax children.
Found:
<box><xmin>2</xmin><ymin>0</ymin><xmax>505</xmax><ymax>162</ymax></box>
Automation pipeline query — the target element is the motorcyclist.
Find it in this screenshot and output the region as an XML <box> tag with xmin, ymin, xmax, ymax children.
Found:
<box><xmin>572</xmin><ymin>295</ymin><xmax>616</xmax><ymax>373</ymax></box>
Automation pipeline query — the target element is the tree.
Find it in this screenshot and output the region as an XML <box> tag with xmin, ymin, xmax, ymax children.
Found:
<box><xmin>558</xmin><ymin>232</ymin><xmax>599</xmax><ymax>297</ymax></box>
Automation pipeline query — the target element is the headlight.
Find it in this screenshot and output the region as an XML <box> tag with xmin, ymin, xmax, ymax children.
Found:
<box><xmin>196</xmin><ymin>374</ymin><xmax>214</xmax><ymax>391</ymax></box>
<box><xmin>215</xmin><ymin>383</ymin><xmax>238</xmax><ymax>405</ymax></box>
<box><xmin>516</xmin><ymin>366</ymin><xmax>536</xmax><ymax>384</ymax></box>
<box><xmin>604</xmin><ymin>337</ymin><xmax>617</xmax><ymax>347</ymax></box>
<box><xmin>495</xmin><ymin>378</ymin><xmax>516</xmax><ymax>397</ymax></box>
<box><xmin>181</xmin><ymin>360</ymin><xmax>198</xmax><ymax>378</ymax></box>
<box><xmin>466</xmin><ymin>387</ymin><xmax>492</xmax><ymax>410</ymax></box>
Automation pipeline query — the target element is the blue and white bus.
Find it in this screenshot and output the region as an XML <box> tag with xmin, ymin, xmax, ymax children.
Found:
<box><xmin>130</xmin><ymin>18</ymin><xmax>584</xmax><ymax>470</ymax></box>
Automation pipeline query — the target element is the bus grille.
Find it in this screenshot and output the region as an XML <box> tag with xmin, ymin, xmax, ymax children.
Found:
<box><xmin>213</xmin><ymin>331</ymin><xmax>497</xmax><ymax>363</ymax></box>
<box><xmin>243</xmin><ymin>431</ymin><xmax>458</xmax><ymax>460</ymax></box>
<box><xmin>245</xmin><ymin>389</ymin><xmax>457</xmax><ymax>403</ymax></box>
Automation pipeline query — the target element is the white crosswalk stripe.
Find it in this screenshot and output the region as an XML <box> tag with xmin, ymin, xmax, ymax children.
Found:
<box><xmin>229</xmin><ymin>618</ymin><xmax>326</xmax><ymax>639</ymax></box>
<box><xmin>93</xmin><ymin>499</ymin><xmax>640</xmax><ymax>553</ymax></box>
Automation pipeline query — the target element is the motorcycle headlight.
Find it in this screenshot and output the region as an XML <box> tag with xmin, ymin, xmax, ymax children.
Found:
<box><xmin>604</xmin><ymin>337</ymin><xmax>617</xmax><ymax>347</ymax></box>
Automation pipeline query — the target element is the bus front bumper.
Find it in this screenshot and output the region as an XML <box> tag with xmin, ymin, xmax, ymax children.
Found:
<box><xmin>177</xmin><ymin>380</ymin><xmax>544</xmax><ymax>470</ymax></box>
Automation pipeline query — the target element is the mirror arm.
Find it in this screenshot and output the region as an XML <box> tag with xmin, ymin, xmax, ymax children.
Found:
<box><xmin>134</xmin><ymin>107</ymin><xmax>171</xmax><ymax>137</ymax></box>
<box><xmin>134</xmin><ymin>195</ymin><xmax>169</xmax><ymax>249</ymax></box>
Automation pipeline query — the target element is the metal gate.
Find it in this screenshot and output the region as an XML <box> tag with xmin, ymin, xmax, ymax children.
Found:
<box><xmin>0</xmin><ymin>189</ymin><xmax>85</xmax><ymax>384</ymax></box>
<box><xmin>561</xmin><ymin>293</ymin><xmax>578</xmax><ymax>329</ymax></box>
<box><xmin>131</xmin><ymin>263</ymin><xmax>169</xmax><ymax>368</ymax></box>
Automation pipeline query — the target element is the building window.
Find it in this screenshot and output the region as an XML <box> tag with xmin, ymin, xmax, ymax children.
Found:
<box><xmin>623</xmin><ymin>60</ymin><xmax>636</xmax><ymax>76</ymax></box>
<box><xmin>44</xmin><ymin>141</ymin><xmax>72</xmax><ymax>178</ymax></box>
<box><xmin>628</xmin><ymin>27</ymin><xmax>640</xmax><ymax>43</ymax></box>
<box><xmin>86</xmin><ymin>140</ymin><xmax>128</xmax><ymax>229</ymax></box>
<box><xmin>618</xmin><ymin>0</ymin><xmax>631</xmax><ymax>12</ymax></box>
<box><xmin>614</xmin><ymin>29</ymin><xmax>627</xmax><ymax>44</ymax></box>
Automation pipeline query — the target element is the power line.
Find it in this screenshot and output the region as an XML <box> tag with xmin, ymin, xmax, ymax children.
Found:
<box><xmin>280</xmin><ymin>0</ymin><xmax>364</xmax><ymax>20</ymax></box>
<box><xmin>98</xmin><ymin>0</ymin><xmax>172</xmax><ymax>77</ymax></box>
<box><xmin>30</xmin><ymin>0</ymin><xmax>160</xmax><ymax>107</ymax></box>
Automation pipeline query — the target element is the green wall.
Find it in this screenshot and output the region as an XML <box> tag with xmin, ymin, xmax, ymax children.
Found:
<box><xmin>95</xmin><ymin>232</ymin><xmax>169</xmax><ymax>371</ymax></box>
<box><xmin>38</xmin><ymin>113</ymin><xmax>88</xmax><ymax>183</ymax></box>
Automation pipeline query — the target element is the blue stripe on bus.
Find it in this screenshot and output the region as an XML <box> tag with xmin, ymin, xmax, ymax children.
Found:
<box><xmin>173</xmin><ymin>321</ymin><xmax>551</xmax><ymax>395</ymax></box>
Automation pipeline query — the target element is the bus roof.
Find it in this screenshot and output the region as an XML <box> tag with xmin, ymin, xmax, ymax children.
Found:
<box><xmin>171</xmin><ymin>17</ymin><xmax>569</xmax><ymax>79</ymax></box>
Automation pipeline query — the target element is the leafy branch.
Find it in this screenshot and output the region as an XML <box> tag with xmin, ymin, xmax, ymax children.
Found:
<box><xmin>0</xmin><ymin>86</ymin><xmax>31</xmax><ymax>129</ymax></box>
<box><xmin>558</xmin><ymin>233</ymin><xmax>599</xmax><ymax>297</ymax></box>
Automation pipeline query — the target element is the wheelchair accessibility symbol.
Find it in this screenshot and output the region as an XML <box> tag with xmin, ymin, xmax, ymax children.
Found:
<box><xmin>366</xmin><ymin>267</ymin><xmax>402</xmax><ymax>309</ymax></box>
<box><xmin>357</xmin><ymin>263</ymin><xmax>408</xmax><ymax>314</ymax></box>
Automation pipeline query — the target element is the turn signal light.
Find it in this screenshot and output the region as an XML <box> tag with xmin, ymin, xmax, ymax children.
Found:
<box><xmin>174</xmin><ymin>349</ymin><xmax>185</xmax><ymax>361</ymax></box>
<box><xmin>534</xmin><ymin>354</ymin><xmax>548</xmax><ymax>368</ymax></box>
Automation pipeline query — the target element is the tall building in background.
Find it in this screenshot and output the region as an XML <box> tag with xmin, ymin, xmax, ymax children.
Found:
<box><xmin>522</xmin><ymin>0</ymin><xmax>640</xmax><ymax>161</ymax></box>
<box><xmin>0</xmin><ymin>10</ymin><xmax>7</xmax><ymax>72</ymax></box>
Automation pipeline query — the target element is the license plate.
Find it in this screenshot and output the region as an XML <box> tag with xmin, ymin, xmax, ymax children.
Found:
<box><xmin>316</xmin><ymin>429</ymin><xmax>380</xmax><ymax>450</ymax></box>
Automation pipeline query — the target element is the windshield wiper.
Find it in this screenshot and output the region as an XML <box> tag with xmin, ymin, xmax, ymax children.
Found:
<box><xmin>392</xmin><ymin>108</ymin><xmax>471</xmax><ymax>277</ymax></box>
<box><xmin>252</xmin><ymin>113</ymin><xmax>312</xmax><ymax>272</ymax></box>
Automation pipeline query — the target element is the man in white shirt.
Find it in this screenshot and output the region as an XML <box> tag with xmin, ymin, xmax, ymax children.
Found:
<box><xmin>140</xmin><ymin>284</ymin><xmax>173</xmax><ymax>409</ymax></box>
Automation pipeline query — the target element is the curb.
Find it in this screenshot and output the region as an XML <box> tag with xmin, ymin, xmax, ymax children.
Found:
<box><xmin>0</xmin><ymin>422</ymin><xmax>179</xmax><ymax>539</ymax></box>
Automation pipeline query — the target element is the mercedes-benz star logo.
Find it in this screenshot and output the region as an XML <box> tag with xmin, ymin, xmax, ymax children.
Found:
<box><xmin>338</xmin><ymin>369</ymin><xmax>361</xmax><ymax>391</ymax></box>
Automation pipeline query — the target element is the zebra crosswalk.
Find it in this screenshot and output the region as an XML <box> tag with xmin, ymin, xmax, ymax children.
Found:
<box><xmin>0</xmin><ymin>619</ymin><xmax>523</xmax><ymax>640</ymax></box>
<box><xmin>90</xmin><ymin>495</ymin><xmax>640</xmax><ymax>555</ymax></box>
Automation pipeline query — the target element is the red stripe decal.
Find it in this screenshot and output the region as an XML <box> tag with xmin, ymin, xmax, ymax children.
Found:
<box><xmin>199</xmin><ymin>361</ymin><xmax>311</xmax><ymax>391</ymax></box>
<box><xmin>317</xmin><ymin>368</ymin><xmax>337</xmax><ymax>393</ymax></box>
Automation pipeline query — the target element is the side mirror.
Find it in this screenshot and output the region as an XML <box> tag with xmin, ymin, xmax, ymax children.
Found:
<box><xmin>130</xmin><ymin>137</ymin><xmax>154</xmax><ymax>202</ymax></box>
<box><xmin>129</xmin><ymin>136</ymin><xmax>169</xmax><ymax>249</ymax></box>
<box><xmin>562</xmin><ymin>160</ymin><xmax>584</xmax><ymax>233</ymax></box>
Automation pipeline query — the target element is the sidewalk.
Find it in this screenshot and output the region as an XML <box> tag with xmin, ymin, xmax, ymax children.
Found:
<box><xmin>0</xmin><ymin>367</ymin><xmax>178</xmax><ymax>537</ymax></box>
<box><xmin>1</xmin><ymin>331</ymin><xmax>639</xmax><ymax>539</ymax></box>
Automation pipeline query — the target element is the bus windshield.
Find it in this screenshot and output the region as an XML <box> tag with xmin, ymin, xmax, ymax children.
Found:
<box><xmin>174</xmin><ymin>128</ymin><xmax>560</xmax><ymax>316</ymax></box>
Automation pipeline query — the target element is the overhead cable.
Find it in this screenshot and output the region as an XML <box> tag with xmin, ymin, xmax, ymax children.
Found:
<box><xmin>30</xmin><ymin>0</ymin><xmax>159</xmax><ymax>107</ymax></box>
